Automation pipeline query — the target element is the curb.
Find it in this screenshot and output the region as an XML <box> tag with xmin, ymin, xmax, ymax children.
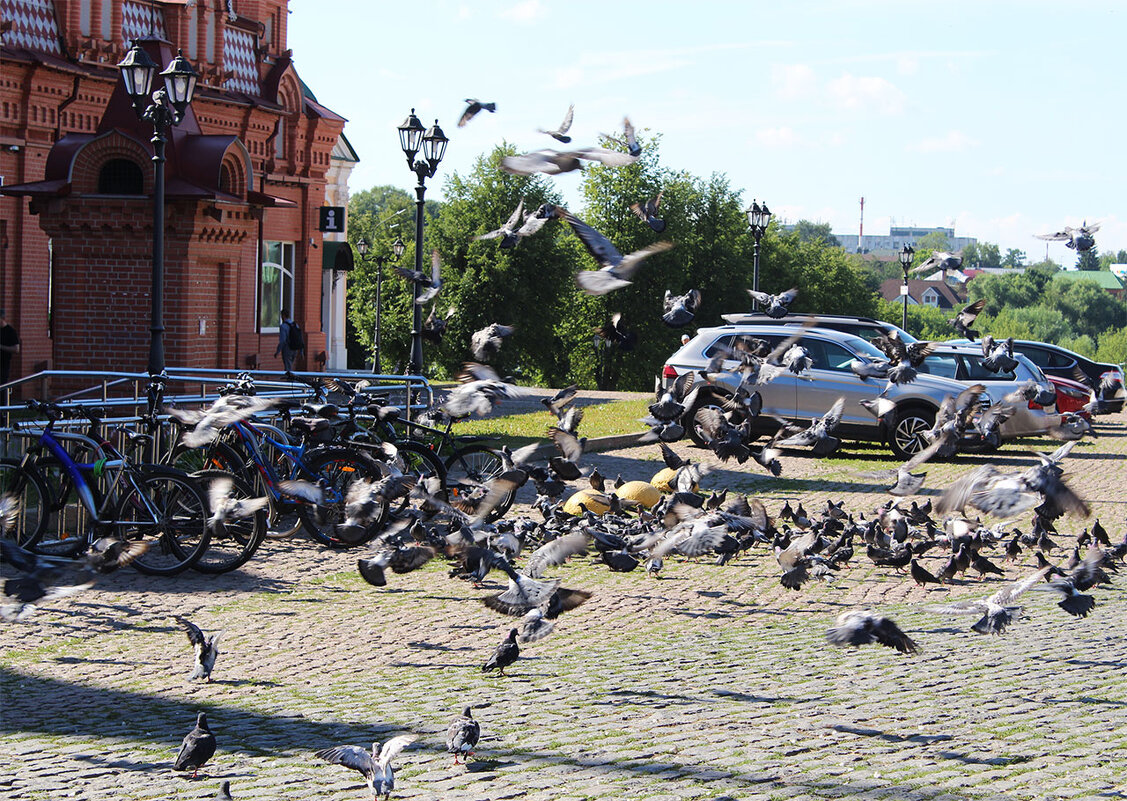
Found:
<box><xmin>529</xmin><ymin>431</ymin><xmax>645</xmax><ymax>459</ymax></box>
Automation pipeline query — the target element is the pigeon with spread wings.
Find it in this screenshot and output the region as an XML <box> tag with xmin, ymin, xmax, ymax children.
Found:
<box><xmin>564</xmin><ymin>212</ymin><xmax>673</xmax><ymax>295</ymax></box>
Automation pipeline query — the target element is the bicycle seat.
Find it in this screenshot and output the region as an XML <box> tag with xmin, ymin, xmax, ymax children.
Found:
<box><xmin>301</xmin><ymin>403</ymin><xmax>339</xmax><ymax>419</ymax></box>
<box><xmin>118</xmin><ymin>429</ymin><xmax>154</xmax><ymax>447</ymax></box>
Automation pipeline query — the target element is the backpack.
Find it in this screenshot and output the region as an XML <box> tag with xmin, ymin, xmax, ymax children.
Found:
<box><xmin>286</xmin><ymin>321</ymin><xmax>303</xmax><ymax>351</ymax></box>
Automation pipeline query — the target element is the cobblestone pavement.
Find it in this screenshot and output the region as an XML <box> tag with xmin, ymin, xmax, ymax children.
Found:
<box><xmin>2</xmin><ymin>409</ymin><xmax>1126</xmax><ymax>801</ymax></box>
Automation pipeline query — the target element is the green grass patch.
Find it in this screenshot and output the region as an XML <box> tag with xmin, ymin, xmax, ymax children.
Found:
<box><xmin>452</xmin><ymin>398</ymin><xmax>651</xmax><ymax>448</ymax></box>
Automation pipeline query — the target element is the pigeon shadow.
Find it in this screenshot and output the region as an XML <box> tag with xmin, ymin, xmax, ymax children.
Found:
<box><xmin>830</xmin><ymin>724</ymin><xmax>954</xmax><ymax>745</ymax></box>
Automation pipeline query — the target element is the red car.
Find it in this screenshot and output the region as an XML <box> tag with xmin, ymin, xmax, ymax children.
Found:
<box><xmin>1046</xmin><ymin>375</ymin><xmax>1092</xmax><ymax>417</ymax></box>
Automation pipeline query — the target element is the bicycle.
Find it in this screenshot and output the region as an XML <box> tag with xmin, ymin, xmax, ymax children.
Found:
<box><xmin>7</xmin><ymin>401</ymin><xmax>211</xmax><ymax>576</ymax></box>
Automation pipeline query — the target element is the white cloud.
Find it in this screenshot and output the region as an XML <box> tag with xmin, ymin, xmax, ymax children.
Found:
<box><xmin>771</xmin><ymin>63</ymin><xmax>816</xmax><ymax>99</ymax></box>
<box><xmin>457</xmin><ymin>5</ymin><xmax>471</xmax><ymax>19</ymax></box>
<box><xmin>499</xmin><ymin>0</ymin><xmax>545</xmax><ymax>24</ymax></box>
<box><xmin>895</xmin><ymin>55</ymin><xmax>919</xmax><ymax>76</ymax></box>
<box><xmin>755</xmin><ymin>126</ymin><xmax>799</xmax><ymax>148</ymax></box>
<box><xmin>908</xmin><ymin>130</ymin><xmax>980</xmax><ymax>153</ymax></box>
<box><xmin>551</xmin><ymin>42</ymin><xmax>754</xmax><ymax>91</ymax></box>
<box><xmin>827</xmin><ymin>73</ymin><xmax>906</xmax><ymax>115</ymax></box>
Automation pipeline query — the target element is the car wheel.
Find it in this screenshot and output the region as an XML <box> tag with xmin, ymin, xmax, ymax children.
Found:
<box><xmin>685</xmin><ymin>395</ymin><xmax>728</xmax><ymax>448</ymax></box>
<box><xmin>889</xmin><ymin>407</ymin><xmax>935</xmax><ymax>460</ymax></box>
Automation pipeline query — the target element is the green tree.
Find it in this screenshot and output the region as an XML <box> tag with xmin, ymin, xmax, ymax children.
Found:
<box><xmin>1096</xmin><ymin>326</ymin><xmax>1127</xmax><ymax>365</ymax></box>
<box><xmin>1003</xmin><ymin>248</ymin><xmax>1026</xmax><ymax>268</ymax></box>
<box><xmin>1076</xmin><ymin>248</ymin><xmax>1100</xmax><ymax>271</ymax></box>
<box><xmin>916</xmin><ymin>231</ymin><xmax>951</xmax><ymax>252</ymax></box>
<box><xmin>790</xmin><ymin>220</ymin><xmax>840</xmax><ymax>247</ymax></box>
<box><xmin>978</xmin><ymin>242</ymin><xmax>1002</xmax><ymax>269</ymax></box>
<box><xmin>874</xmin><ymin>298</ymin><xmax>951</xmax><ymax>340</ymax></box>
<box><xmin>1044</xmin><ymin>279</ymin><xmax>1126</xmax><ymax>340</ymax></box>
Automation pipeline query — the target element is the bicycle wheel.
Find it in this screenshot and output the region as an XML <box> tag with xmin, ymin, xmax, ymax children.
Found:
<box><xmin>444</xmin><ymin>444</ymin><xmax>514</xmax><ymax>521</ymax></box>
<box><xmin>297</xmin><ymin>447</ymin><xmax>389</xmax><ymax>548</ymax></box>
<box><xmin>0</xmin><ymin>459</ymin><xmax>51</xmax><ymax>547</ymax></box>
<box><xmin>190</xmin><ymin>469</ymin><xmax>267</xmax><ymax>574</ymax></box>
<box><xmin>113</xmin><ymin>466</ymin><xmax>211</xmax><ymax>576</ymax></box>
<box><xmin>168</xmin><ymin>441</ymin><xmax>250</xmax><ymax>482</ymax></box>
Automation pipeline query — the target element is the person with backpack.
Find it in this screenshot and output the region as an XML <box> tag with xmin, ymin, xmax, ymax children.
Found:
<box><xmin>275</xmin><ymin>308</ymin><xmax>303</xmax><ymax>372</ymax></box>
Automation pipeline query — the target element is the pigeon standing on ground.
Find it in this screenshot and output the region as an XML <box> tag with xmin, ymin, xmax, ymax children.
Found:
<box><xmin>482</xmin><ymin>628</ymin><xmax>520</xmax><ymax>675</ymax></box>
<box><xmin>537</xmin><ymin>103</ymin><xmax>574</xmax><ymax>143</ymax></box>
<box><xmin>458</xmin><ymin>99</ymin><xmax>496</xmax><ymax>127</ymax></box>
<box><xmin>315</xmin><ymin>735</ymin><xmax>417</xmax><ymax>801</ymax></box>
<box><xmin>175</xmin><ymin>616</ymin><xmax>222</xmax><ymax>682</ymax></box>
<box><xmin>446</xmin><ymin>707</ymin><xmax>481</xmax><ymax>765</ymax></box>
<box><xmin>173</xmin><ymin>712</ymin><xmax>217</xmax><ymax>778</ymax></box>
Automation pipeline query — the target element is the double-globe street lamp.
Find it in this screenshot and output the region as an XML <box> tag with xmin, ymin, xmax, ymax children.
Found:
<box><xmin>117</xmin><ymin>42</ymin><xmax>198</xmax><ymax>404</ymax></box>
<box><xmin>899</xmin><ymin>243</ymin><xmax>915</xmax><ymax>332</ymax></box>
<box><xmin>397</xmin><ymin>109</ymin><xmax>448</xmax><ymax>377</ymax></box>
<box><xmin>356</xmin><ymin>235</ymin><xmax>406</xmax><ymax>373</ymax></box>
<box><xmin>745</xmin><ymin>200</ymin><xmax>772</xmax><ymax>310</ymax></box>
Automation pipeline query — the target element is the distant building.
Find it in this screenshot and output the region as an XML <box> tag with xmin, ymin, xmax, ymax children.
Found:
<box><xmin>834</xmin><ymin>226</ymin><xmax>977</xmax><ymax>256</ymax></box>
<box><xmin>1052</xmin><ymin>270</ymin><xmax>1124</xmax><ymax>299</ymax></box>
<box><xmin>879</xmin><ymin>279</ymin><xmax>967</xmax><ymax>310</ymax></box>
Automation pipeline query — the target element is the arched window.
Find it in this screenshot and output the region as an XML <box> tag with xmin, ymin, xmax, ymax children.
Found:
<box><xmin>97</xmin><ymin>159</ymin><xmax>144</xmax><ymax>195</ymax></box>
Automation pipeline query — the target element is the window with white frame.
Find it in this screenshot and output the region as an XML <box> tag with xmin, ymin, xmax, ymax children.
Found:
<box><xmin>259</xmin><ymin>241</ymin><xmax>294</xmax><ymax>331</ymax></box>
<box><xmin>922</xmin><ymin>288</ymin><xmax>939</xmax><ymax>307</ymax></box>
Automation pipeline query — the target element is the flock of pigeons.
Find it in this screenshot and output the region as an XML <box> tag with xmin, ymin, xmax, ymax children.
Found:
<box><xmin>1</xmin><ymin>97</ymin><xmax>1123</xmax><ymax>801</ymax></box>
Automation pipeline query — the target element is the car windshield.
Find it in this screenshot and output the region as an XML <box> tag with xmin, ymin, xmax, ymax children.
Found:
<box><xmin>841</xmin><ymin>336</ymin><xmax>887</xmax><ymax>360</ymax></box>
<box><xmin>1015</xmin><ymin>354</ymin><xmax>1048</xmax><ymax>383</ymax></box>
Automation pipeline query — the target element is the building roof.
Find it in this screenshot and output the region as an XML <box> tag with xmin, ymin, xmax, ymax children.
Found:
<box><xmin>1052</xmin><ymin>270</ymin><xmax>1124</xmax><ymax>290</ymax></box>
<box><xmin>878</xmin><ymin>278</ymin><xmax>966</xmax><ymax>308</ymax></box>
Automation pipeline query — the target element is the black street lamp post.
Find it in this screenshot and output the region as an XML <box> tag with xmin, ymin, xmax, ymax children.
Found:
<box><xmin>746</xmin><ymin>200</ymin><xmax>772</xmax><ymax>310</ymax></box>
<box><xmin>899</xmin><ymin>244</ymin><xmax>915</xmax><ymax>332</ymax></box>
<box><xmin>357</xmin><ymin>235</ymin><xmax>405</xmax><ymax>373</ymax></box>
<box><xmin>397</xmin><ymin>109</ymin><xmax>448</xmax><ymax>377</ymax></box>
<box><xmin>117</xmin><ymin>42</ymin><xmax>198</xmax><ymax>405</ymax></box>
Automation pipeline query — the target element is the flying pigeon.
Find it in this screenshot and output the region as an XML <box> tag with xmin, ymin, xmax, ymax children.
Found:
<box><xmin>630</xmin><ymin>191</ymin><xmax>665</xmax><ymax>232</ymax></box>
<box><xmin>564</xmin><ymin>212</ymin><xmax>673</xmax><ymax>295</ymax></box>
<box><xmin>949</xmin><ymin>298</ymin><xmax>986</xmax><ymax>341</ymax></box>
<box><xmin>662</xmin><ymin>289</ymin><xmax>700</xmax><ymax>328</ymax></box>
<box><xmin>394</xmin><ymin>250</ymin><xmax>443</xmax><ymax>305</ymax></box>
<box><xmin>747</xmin><ymin>288</ymin><xmax>798</xmax><ymax>319</ymax></box>
<box><xmin>537</xmin><ymin>103</ymin><xmax>574</xmax><ymax>143</ymax></box>
<box><xmin>458</xmin><ymin>98</ymin><xmax>496</xmax><ymax>127</ymax></box>
<box><xmin>471</xmin><ymin>324</ymin><xmax>514</xmax><ymax>362</ymax></box>
<box><xmin>602</xmin><ymin>117</ymin><xmax>642</xmax><ymax>157</ymax></box>
<box><xmin>1034</xmin><ymin>220</ymin><xmax>1100</xmax><ymax>252</ymax></box>
<box><xmin>826</xmin><ymin>610</ymin><xmax>918</xmax><ymax>654</ymax></box>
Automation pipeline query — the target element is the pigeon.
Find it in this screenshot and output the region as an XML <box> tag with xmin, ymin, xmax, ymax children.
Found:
<box><xmin>276</xmin><ymin>479</ymin><xmax>325</xmax><ymax>506</ymax></box>
<box><xmin>517</xmin><ymin>607</ymin><xmax>557</xmax><ymax>642</ymax></box>
<box><xmin>82</xmin><ymin>536</ymin><xmax>152</xmax><ymax>574</ymax></box>
<box><xmin>482</xmin><ymin>628</ymin><xmax>520</xmax><ymax>675</ymax></box>
<box><xmin>315</xmin><ymin>735</ymin><xmax>417</xmax><ymax>801</ymax></box>
<box><xmin>165</xmin><ymin>395</ymin><xmax>281</xmax><ymax>449</ymax></box>
<box><xmin>541</xmin><ymin>385</ymin><xmax>579</xmax><ymax>419</ymax></box>
<box><xmin>446</xmin><ymin>707</ymin><xmax>481</xmax><ymax>765</ymax></box>
<box><xmin>949</xmin><ymin>298</ymin><xmax>986</xmax><ymax>340</ymax></box>
<box><xmin>537</xmin><ymin>103</ymin><xmax>574</xmax><ymax>143</ymax></box>
<box><xmin>1034</xmin><ymin>220</ymin><xmax>1100</xmax><ymax>252</ymax></box>
<box><xmin>0</xmin><ymin>492</ymin><xmax>19</xmax><ymax>535</ymax></box>
<box><xmin>775</xmin><ymin>397</ymin><xmax>845</xmax><ymax>457</ymax></box>
<box><xmin>981</xmin><ymin>335</ymin><xmax>1019</xmax><ymax>374</ymax></box>
<box><xmin>500</xmin><ymin>146</ymin><xmax>637</xmax><ymax>176</ymax></box>
<box><xmin>630</xmin><ymin>191</ymin><xmax>665</xmax><ymax>232</ymax></box>
<box><xmin>594</xmin><ymin>312</ymin><xmax>637</xmax><ymax>351</ymax></box>
<box><xmin>422</xmin><ymin>305</ymin><xmax>455</xmax><ymax>344</ymax></box>
<box><xmin>475</xmin><ymin>200</ymin><xmax>527</xmax><ymax>249</ymax></box>
<box><xmin>747</xmin><ymin>287</ymin><xmax>797</xmax><ymax>319</ymax></box>
<box><xmin>207</xmin><ymin>477</ymin><xmax>269</xmax><ymax>531</ymax></box>
<box><xmin>912</xmin><ymin>250</ymin><xmax>962</xmax><ymax>276</ymax></box>
<box><xmin>173</xmin><ymin>712</ymin><xmax>217</xmax><ymax>778</ymax></box>
<box><xmin>826</xmin><ymin>611</ymin><xmax>918</xmax><ymax>654</ymax></box>
<box><xmin>458</xmin><ymin>98</ymin><xmax>496</xmax><ymax>127</ymax></box>
<box><xmin>602</xmin><ymin>117</ymin><xmax>642</xmax><ymax>157</ymax></box>
<box><xmin>394</xmin><ymin>249</ymin><xmax>443</xmax><ymax>305</ymax></box>
<box><xmin>175</xmin><ymin>616</ymin><xmax>222</xmax><ymax>682</ymax></box>
<box><xmin>662</xmin><ymin>288</ymin><xmax>700</xmax><ymax>328</ymax></box>
<box><xmin>564</xmin><ymin>212</ymin><xmax>673</xmax><ymax>295</ymax></box>
<box><xmin>925</xmin><ymin>567</ymin><xmax>1051</xmax><ymax>634</ymax></box>
<box><xmin>1030</xmin><ymin>578</ymin><xmax>1096</xmax><ymax>618</ymax></box>
<box><xmin>442</xmin><ymin>363</ymin><xmax>527</xmax><ymax>418</ymax></box>
<box><xmin>471</xmin><ymin>324</ymin><xmax>515</xmax><ymax>362</ymax></box>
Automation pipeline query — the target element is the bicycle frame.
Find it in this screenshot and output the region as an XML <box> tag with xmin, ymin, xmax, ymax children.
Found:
<box><xmin>226</xmin><ymin>419</ymin><xmax>315</xmax><ymax>502</ymax></box>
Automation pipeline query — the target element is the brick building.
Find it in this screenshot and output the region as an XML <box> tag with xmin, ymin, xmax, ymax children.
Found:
<box><xmin>0</xmin><ymin>0</ymin><xmax>356</xmax><ymax>382</ymax></box>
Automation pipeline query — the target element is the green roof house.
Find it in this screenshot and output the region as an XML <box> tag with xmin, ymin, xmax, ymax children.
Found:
<box><xmin>1052</xmin><ymin>270</ymin><xmax>1124</xmax><ymax>299</ymax></box>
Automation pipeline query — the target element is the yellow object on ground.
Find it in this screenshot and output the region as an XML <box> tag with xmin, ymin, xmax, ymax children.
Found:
<box><xmin>562</xmin><ymin>489</ymin><xmax>611</xmax><ymax>516</ymax></box>
<box><xmin>615</xmin><ymin>480</ymin><xmax>662</xmax><ymax>509</ymax></box>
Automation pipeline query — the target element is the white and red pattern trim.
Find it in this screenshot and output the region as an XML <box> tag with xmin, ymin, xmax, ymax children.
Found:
<box><xmin>1</xmin><ymin>0</ymin><xmax>62</xmax><ymax>53</ymax></box>
<box><xmin>121</xmin><ymin>0</ymin><xmax>165</xmax><ymax>45</ymax></box>
<box><xmin>222</xmin><ymin>27</ymin><xmax>258</xmax><ymax>95</ymax></box>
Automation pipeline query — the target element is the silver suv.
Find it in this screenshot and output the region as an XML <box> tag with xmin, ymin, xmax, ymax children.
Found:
<box><xmin>658</xmin><ymin>324</ymin><xmax>1059</xmax><ymax>459</ymax></box>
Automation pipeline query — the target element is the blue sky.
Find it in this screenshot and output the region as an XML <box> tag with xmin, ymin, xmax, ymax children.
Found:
<box><xmin>289</xmin><ymin>0</ymin><xmax>1126</xmax><ymax>261</ymax></box>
